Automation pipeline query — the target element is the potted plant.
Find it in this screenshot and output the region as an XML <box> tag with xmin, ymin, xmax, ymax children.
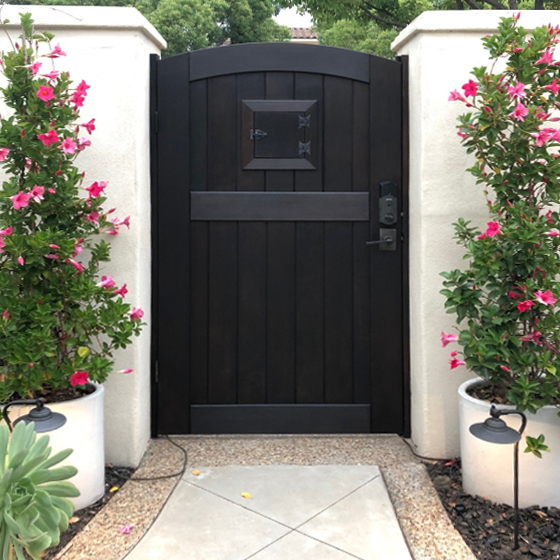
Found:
<box><xmin>442</xmin><ymin>14</ymin><xmax>560</xmax><ymax>508</ymax></box>
<box><xmin>0</xmin><ymin>14</ymin><xmax>144</xmax><ymax>509</ymax></box>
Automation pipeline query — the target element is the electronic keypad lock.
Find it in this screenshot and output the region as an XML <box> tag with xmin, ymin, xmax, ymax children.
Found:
<box><xmin>379</xmin><ymin>181</ymin><xmax>398</xmax><ymax>226</ymax></box>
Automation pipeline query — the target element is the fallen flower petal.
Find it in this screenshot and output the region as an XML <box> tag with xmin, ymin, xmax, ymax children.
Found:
<box><xmin>118</xmin><ymin>524</ymin><xmax>135</xmax><ymax>535</ymax></box>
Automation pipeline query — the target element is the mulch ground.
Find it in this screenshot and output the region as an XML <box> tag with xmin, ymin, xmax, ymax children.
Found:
<box><xmin>43</xmin><ymin>464</ymin><xmax>135</xmax><ymax>559</ymax></box>
<box><xmin>427</xmin><ymin>458</ymin><xmax>560</xmax><ymax>559</ymax></box>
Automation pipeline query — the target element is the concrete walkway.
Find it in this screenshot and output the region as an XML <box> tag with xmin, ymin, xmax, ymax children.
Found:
<box><xmin>126</xmin><ymin>465</ymin><xmax>413</xmax><ymax>560</ymax></box>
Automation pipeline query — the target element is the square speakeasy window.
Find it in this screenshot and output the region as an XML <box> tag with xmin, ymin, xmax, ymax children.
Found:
<box><xmin>241</xmin><ymin>100</ymin><xmax>318</xmax><ymax>170</ymax></box>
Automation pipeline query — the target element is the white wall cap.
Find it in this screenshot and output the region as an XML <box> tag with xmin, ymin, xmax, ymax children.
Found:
<box><xmin>392</xmin><ymin>9</ymin><xmax>560</xmax><ymax>53</ymax></box>
<box><xmin>0</xmin><ymin>5</ymin><xmax>166</xmax><ymax>50</ymax></box>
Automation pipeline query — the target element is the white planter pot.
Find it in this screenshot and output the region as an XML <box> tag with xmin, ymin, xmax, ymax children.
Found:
<box><xmin>7</xmin><ymin>383</ymin><xmax>105</xmax><ymax>511</ymax></box>
<box><xmin>459</xmin><ymin>378</ymin><xmax>560</xmax><ymax>508</ymax></box>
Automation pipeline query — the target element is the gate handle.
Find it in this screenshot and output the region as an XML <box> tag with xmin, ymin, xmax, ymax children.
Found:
<box><xmin>366</xmin><ymin>236</ymin><xmax>394</xmax><ymax>246</ymax></box>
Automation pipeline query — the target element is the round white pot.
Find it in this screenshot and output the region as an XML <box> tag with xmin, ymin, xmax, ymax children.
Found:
<box><xmin>459</xmin><ymin>378</ymin><xmax>560</xmax><ymax>508</ymax></box>
<box><xmin>7</xmin><ymin>383</ymin><xmax>105</xmax><ymax>511</ymax></box>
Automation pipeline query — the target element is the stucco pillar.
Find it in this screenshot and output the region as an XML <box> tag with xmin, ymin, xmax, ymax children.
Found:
<box><xmin>392</xmin><ymin>10</ymin><xmax>560</xmax><ymax>458</ymax></box>
<box><xmin>0</xmin><ymin>6</ymin><xmax>166</xmax><ymax>466</ymax></box>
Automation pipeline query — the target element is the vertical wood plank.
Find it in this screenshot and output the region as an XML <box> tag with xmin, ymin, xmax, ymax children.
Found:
<box><xmin>294</xmin><ymin>73</ymin><xmax>324</xmax><ymax>403</ymax></box>
<box><xmin>207</xmin><ymin>75</ymin><xmax>238</xmax><ymax>404</ymax></box>
<box><xmin>265</xmin><ymin>72</ymin><xmax>296</xmax><ymax>403</ymax></box>
<box><xmin>352</xmin><ymin>81</ymin><xmax>371</xmax><ymax>404</ymax></box>
<box><xmin>157</xmin><ymin>55</ymin><xmax>191</xmax><ymax>433</ymax></box>
<box><xmin>324</xmin><ymin>76</ymin><xmax>353</xmax><ymax>403</ymax></box>
<box><xmin>237</xmin><ymin>73</ymin><xmax>267</xmax><ymax>404</ymax></box>
<box><xmin>369</xmin><ymin>58</ymin><xmax>404</xmax><ymax>432</ymax></box>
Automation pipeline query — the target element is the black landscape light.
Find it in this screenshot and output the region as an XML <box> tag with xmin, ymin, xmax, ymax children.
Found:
<box><xmin>469</xmin><ymin>404</ymin><xmax>527</xmax><ymax>550</ymax></box>
<box><xmin>2</xmin><ymin>398</ymin><xmax>66</xmax><ymax>433</ymax></box>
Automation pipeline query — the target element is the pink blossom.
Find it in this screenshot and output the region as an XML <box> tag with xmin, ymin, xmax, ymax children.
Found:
<box><xmin>462</xmin><ymin>80</ymin><xmax>478</xmax><ymax>97</ymax></box>
<box><xmin>536</xmin><ymin>49</ymin><xmax>554</xmax><ymax>66</ymax></box>
<box><xmin>98</xmin><ymin>275</ymin><xmax>116</xmax><ymax>289</ymax></box>
<box><xmin>545</xmin><ymin>230</ymin><xmax>560</xmax><ymax>236</ymax></box>
<box><xmin>30</xmin><ymin>185</ymin><xmax>45</xmax><ymax>203</ymax></box>
<box><xmin>82</xmin><ymin>119</ymin><xmax>95</xmax><ymax>135</ymax></box>
<box><xmin>448</xmin><ymin>90</ymin><xmax>466</xmax><ymax>102</ymax></box>
<box><xmin>86</xmin><ymin>181</ymin><xmax>106</xmax><ymax>199</ymax></box>
<box><xmin>0</xmin><ymin>237</ymin><xmax>4</xmax><ymax>253</ymax></box>
<box><xmin>2</xmin><ymin>309</ymin><xmax>8</xmax><ymax>320</ymax></box>
<box><xmin>48</xmin><ymin>188</ymin><xmax>56</xmax><ymax>194</ymax></box>
<box><xmin>535</xmin><ymin>289</ymin><xmax>557</xmax><ymax>306</ymax></box>
<box><xmin>517</xmin><ymin>301</ymin><xmax>534</xmax><ymax>313</ymax></box>
<box><xmin>25</xmin><ymin>62</ymin><xmax>42</xmax><ymax>75</ymax></box>
<box><xmin>50</xmin><ymin>244</ymin><xmax>59</xmax><ymax>250</ymax></box>
<box><xmin>37</xmin><ymin>129</ymin><xmax>59</xmax><ymax>147</ymax></box>
<box><xmin>111</xmin><ymin>216</ymin><xmax>130</xmax><ymax>229</ymax></box>
<box><xmin>521</xmin><ymin>331</ymin><xmax>542</xmax><ymax>344</ymax></box>
<box><xmin>441</xmin><ymin>332</ymin><xmax>459</xmax><ymax>347</ymax></box>
<box><xmin>67</xmin><ymin>258</ymin><xmax>83</xmax><ymax>274</ymax></box>
<box><xmin>47</xmin><ymin>44</ymin><xmax>66</xmax><ymax>58</ymax></box>
<box><xmin>457</xmin><ymin>131</ymin><xmax>469</xmax><ymax>139</ymax></box>
<box><xmin>508</xmin><ymin>290</ymin><xmax>523</xmax><ymax>299</ymax></box>
<box><xmin>71</xmin><ymin>92</ymin><xmax>85</xmax><ymax>108</ymax></box>
<box><xmin>41</xmin><ymin>70</ymin><xmax>59</xmax><ymax>81</ymax></box>
<box><xmin>544</xmin><ymin>78</ymin><xmax>560</xmax><ymax>95</ymax></box>
<box><xmin>532</xmin><ymin>130</ymin><xmax>552</xmax><ymax>146</ymax></box>
<box><xmin>76</xmin><ymin>80</ymin><xmax>90</xmax><ymax>96</ymax></box>
<box><xmin>17</xmin><ymin>255</ymin><xmax>24</xmax><ymax>266</ymax></box>
<box><xmin>0</xmin><ymin>227</ymin><xmax>13</xmax><ymax>236</ymax></box>
<box><xmin>507</xmin><ymin>82</ymin><xmax>526</xmax><ymax>99</ymax></box>
<box><xmin>117</xmin><ymin>369</ymin><xmax>133</xmax><ymax>374</ymax></box>
<box><xmin>546</xmin><ymin>210</ymin><xmax>554</xmax><ymax>223</ymax></box>
<box><xmin>37</xmin><ymin>85</ymin><xmax>55</xmax><ymax>102</ymax></box>
<box><xmin>77</xmin><ymin>138</ymin><xmax>91</xmax><ymax>152</ymax></box>
<box><xmin>118</xmin><ymin>524</ymin><xmax>134</xmax><ymax>535</ymax></box>
<box><xmin>0</xmin><ymin>148</ymin><xmax>10</xmax><ymax>161</ymax></box>
<box><xmin>11</xmin><ymin>191</ymin><xmax>32</xmax><ymax>210</ymax></box>
<box><xmin>60</xmin><ymin>137</ymin><xmax>77</xmax><ymax>155</ymax></box>
<box><xmin>86</xmin><ymin>211</ymin><xmax>100</xmax><ymax>224</ymax></box>
<box><xmin>45</xmin><ymin>254</ymin><xmax>58</xmax><ymax>259</ymax></box>
<box><xmin>510</xmin><ymin>103</ymin><xmax>529</xmax><ymax>121</ymax></box>
<box><xmin>70</xmin><ymin>371</ymin><xmax>88</xmax><ymax>387</ymax></box>
<box><xmin>450</xmin><ymin>355</ymin><xmax>466</xmax><ymax>369</ymax></box>
<box><xmin>114</xmin><ymin>284</ymin><xmax>128</xmax><ymax>297</ymax></box>
<box><xmin>130</xmin><ymin>307</ymin><xmax>144</xmax><ymax>321</ymax></box>
<box><xmin>486</xmin><ymin>221</ymin><xmax>502</xmax><ymax>237</ymax></box>
<box><xmin>500</xmin><ymin>365</ymin><xmax>510</xmax><ymax>372</ymax></box>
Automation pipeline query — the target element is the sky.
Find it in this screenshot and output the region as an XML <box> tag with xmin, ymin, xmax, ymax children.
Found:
<box><xmin>273</xmin><ymin>7</ymin><xmax>313</xmax><ymax>27</ymax></box>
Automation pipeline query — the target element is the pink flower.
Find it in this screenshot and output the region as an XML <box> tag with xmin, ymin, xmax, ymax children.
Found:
<box><xmin>17</xmin><ymin>255</ymin><xmax>24</xmax><ymax>266</ymax></box>
<box><xmin>0</xmin><ymin>148</ymin><xmax>10</xmax><ymax>161</ymax></box>
<box><xmin>118</xmin><ymin>524</ymin><xmax>134</xmax><ymax>535</ymax></box>
<box><xmin>545</xmin><ymin>230</ymin><xmax>560</xmax><ymax>236</ymax></box>
<box><xmin>41</xmin><ymin>70</ymin><xmax>59</xmax><ymax>81</ymax></box>
<box><xmin>60</xmin><ymin>137</ymin><xmax>77</xmax><ymax>155</ymax></box>
<box><xmin>544</xmin><ymin>78</ymin><xmax>560</xmax><ymax>95</ymax></box>
<box><xmin>2</xmin><ymin>309</ymin><xmax>8</xmax><ymax>321</ymax></box>
<box><xmin>507</xmin><ymin>82</ymin><xmax>526</xmax><ymax>99</ymax></box>
<box><xmin>441</xmin><ymin>332</ymin><xmax>459</xmax><ymax>347</ymax></box>
<box><xmin>0</xmin><ymin>226</ymin><xmax>13</xmax><ymax>237</ymax></box>
<box><xmin>536</xmin><ymin>49</ymin><xmax>554</xmax><ymax>66</ymax></box>
<box><xmin>50</xmin><ymin>244</ymin><xmax>59</xmax><ymax>249</ymax></box>
<box><xmin>521</xmin><ymin>331</ymin><xmax>542</xmax><ymax>344</ymax></box>
<box><xmin>510</xmin><ymin>103</ymin><xmax>529</xmax><ymax>122</ymax></box>
<box><xmin>76</xmin><ymin>80</ymin><xmax>90</xmax><ymax>96</ymax></box>
<box><xmin>37</xmin><ymin>129</ymin><xmax>59</xmax><ymax>146</ymax></box>
<box><xmin>82</xmin><ymin>119</ymin><xmax>96</xmax><ymax>135</ymax></box>
<box><xmin>86</xmin><ymin>181</ymin><xmax>106</xmax><ymax>199</ymax></box>
<box><xmin>535</xmin><ymin>289</ymin><xmax>557</xmax><ymax>306</ymax></box>
<box><xmin>130</xmin><ymin>307</ymin><xmax>144</xmax><ymax>321</ymax></box>
<box><xmin>508</xmin><ymin>290</ymin><xmax>523</xmax><ymax>299</ymax></box>
<box><xmin>111</xmin><ymin>216</ymin><xmax>130</xmax><ymax>229</ymax></box>
<box><xmin>98</xmin><ymin>275</ymin><xmax>116</xmax><ymax>289</ymax></box>
<box><xmin>457</xmin><ymin>131</ymin><xmax>469</xmax><ymax>139</ymax></box>
<box><xmin>485</xmin><ymin>221</ymin><xmax>502</xmax><ymax>237</ymax></box>
<box><xmin>546</xmin><ymin>210</ymin><xmax>554</xmax><ymax>223</ymax></box>
<box><xmin>67</xmin><ymin>258</ymin><xmax>83</xmax><ymax>274</ymax></box>
<box><xmin>48</xmin><ymin>188</ymin><xmax>56</xmax><ymax>194</ymax></box>
<box><xmin>47</xmin><ymin>44</ymin><xmax>66</xmax><ymax>58</ymax></box>
<box><xmin>450</xmin><ymin>355</ymin><xmax>466</xmax><ymax>369</ymax></box>
<box><xmin>11</xmin><ymin>191</ymin><xmax>32</xmax><ymax>210</ymax></box>
<box><xmin>70</xmin><ymin>371</ymin><xmax>88</xmax><ymax>387</ymax></box>
<box><xmin>462</xmin><ymin>80</ymin><xmax>478</xmax><ymax>97</ymax></box>
<box><xmin>532</xmin><ymin>130</ymin><xmax>552</xmax><ymax>147</ymax></box>
<box><xmin>25</xmin><ymin>62</ymin><xmax>42</xmax><ymax>75</ymax></box>
<box><xmin>0</xmin><ymin>237</ymin><xmax>4</xmax><ymax>253</ymax></box>
<box><xmin>500</xmin><ymin>365</ymin><xmax>510</xmax><ymax>372</ymax></box>
<box><xmin>77</xmin><ymin>138</ymin><xmax>91</xmax><ymax>152</ymax></box>
<box><xmin>86</xmin><ymin>211</ymin><xmax>100</xmax><ymax>224</ymax></box>
<box><xmin>118</xmin><ymin>369</ymin><xmax>133</xmax><ymax>374</ymax></box>
<box><xmin>37</xmin><ymin>85</ymin><xmax>55</xmax><ymax>102</ymax></box>
<box><xmin>517</xmin><ymin>301</ymin><xmax>534</xmax><ymax>313</ymax></box>
<box><xmin>114</xmin><ymin>284</ymin><xmax>128</xmax><ymax>297</ymax></box>
<box><xmin>448</xmin><ymin>90</ymin><xmax>466</xmax><ymax>102</ymax></box>
<box><xmin>30</xmin><ymin>185</ymin><xmax>45</xmax><ymax>203</ymax></box>
<box><xmin>71</xmin><ymin>92</ymin><xmax>85</xmax><ymax>108</ymax></box>
<box><xmin>45</xmin><ymin>254</ymin><xmax>58</xmax><ymax>259</ymax></box>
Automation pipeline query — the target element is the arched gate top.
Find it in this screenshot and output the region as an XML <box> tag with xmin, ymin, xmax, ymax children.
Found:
<box><xmin>184</xmin><ymin>43</ymin><xmax>377</xmax><ymax>83</ymax></box>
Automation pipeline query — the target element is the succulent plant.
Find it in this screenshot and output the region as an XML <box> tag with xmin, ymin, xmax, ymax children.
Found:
<box><xmin>0</xmin><ymin>421</ymin><xmax>79</xmax><ymax>560</ymax></box>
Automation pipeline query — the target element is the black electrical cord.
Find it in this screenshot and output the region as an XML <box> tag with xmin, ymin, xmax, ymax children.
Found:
<box><xmin>111</xmin><ymin>435</ymin><xmax>188</xmax><ymax>482</ymax></box>
<box><xmin>400</xmin><ymin>436</ymin><xmax>455</xmax><ymax>463</ymax></box>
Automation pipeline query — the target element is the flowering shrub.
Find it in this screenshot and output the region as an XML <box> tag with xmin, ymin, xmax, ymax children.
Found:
<box><xmin>442</xmin><ymin>15</ymin><xmax>560</xmax><ymax>434</ymax></box>
<box><xmin>0</xmin><ymin>14</ymin><xmax>143</xmax><ymax>402</ymax></box>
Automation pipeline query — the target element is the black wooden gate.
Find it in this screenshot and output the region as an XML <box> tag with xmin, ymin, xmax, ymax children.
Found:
<box><xmin>151</xmin><ymin>44</ymin><xmax>409</xmax><ymax>435</ymax></box>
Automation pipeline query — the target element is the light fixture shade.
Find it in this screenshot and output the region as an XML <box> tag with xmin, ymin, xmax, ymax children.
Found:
<box><xmin>469</xmin><ymin>416</ymin><xmax>521</xmax><ymax>444</ymax></box>
<box><xmin>13</xmin><ymin>404</ymin><xmax>67</xmax><ymax>433</ymax></box>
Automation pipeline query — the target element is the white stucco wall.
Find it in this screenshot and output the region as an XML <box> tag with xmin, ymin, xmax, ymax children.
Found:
<box><xmin>0</xmin><ymin>6</ymin><xmax>165</xmax><ymax>466</ymax></box>
<box><xmin>392</xmin><ymin>10</ymin><xmax>560</xmax><ymax>458</ymax></box>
